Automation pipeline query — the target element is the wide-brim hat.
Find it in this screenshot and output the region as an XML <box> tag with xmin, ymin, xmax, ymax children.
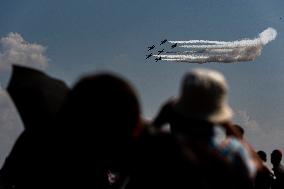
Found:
<box><xmin>173</xmin><ymin>68</ymin><xmax>233</xmax><ymax>124</ymax></box>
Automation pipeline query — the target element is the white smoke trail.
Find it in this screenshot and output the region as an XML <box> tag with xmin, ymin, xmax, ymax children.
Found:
<box><xmin>179</xmin><ymin>41</ymin><xmax>260</xmax><ymax>49</ymax></box>
<box><xmin>155</xmin><ymin>27</ymin><xmax>277</xmax><ymax>64</ymax></box>
<box><xmin>169</xmin><ymin>40</ymin><xmax>228</xmax><ymax>44</ymax></box>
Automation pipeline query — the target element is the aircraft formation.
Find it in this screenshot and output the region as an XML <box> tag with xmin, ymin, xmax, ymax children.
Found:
<box><xmin>144</xmin><ymin>27</ymin><xmax>277</xmax><ymax>64</ymax></box>
<box><xmin>145</xmin><ymin>39</ymin><xmax>178</xmax><ymax>62</ymax></box>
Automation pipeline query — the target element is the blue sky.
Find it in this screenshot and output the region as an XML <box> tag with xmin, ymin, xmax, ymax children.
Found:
<box><xmin>0</xmin><ymin>0</ymin><xmax>284</xmax><ymax>162</ymax></box>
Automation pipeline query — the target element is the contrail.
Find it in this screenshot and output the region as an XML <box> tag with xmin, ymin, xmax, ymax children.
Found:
<box><xmin>154</xmin><ymin>27</ymin><xmax>277</xmax><ymax>64</ymax></box>
<box><xmin>169</xmin><ymin>40</ymin><xmax>228</xmax><ymax>44</ymax></box>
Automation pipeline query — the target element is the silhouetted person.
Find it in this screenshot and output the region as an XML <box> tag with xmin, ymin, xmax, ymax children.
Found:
<box><xmin>271</xmin><ymin>149</ymin><xmax>284</xmax><ymax>189</ymax></box>
<box><xmin>126</xmin><ymin>130</ymin><xmax>194</xmax><ymax>189</ymax></box>
<box><xmin>258</xmin><ymin>151</ymin><xmax>267</xmax><ymax>162</ymax></box>
<box><xmin>255</xmin><ymin>150</ymin><xmax>274</xmax><ymax>189</ymax></box>
<box><xmin>225</xmin><ymin>125</ymin><xmax>274</xmax><ymax>189</ymax></box>
<box><xmin>54</xmin><ymin>73</ymin><xmax>141</xmax><ymax>188</ymax></box>
<box><xmin>130</xmin><ymin>68</ymin><xmax>257</xmax><ymax>189</ymax></box>
<box><xmin>0</xmin><ymin>65</ymin><xmax>69</xmax><ymax>189</ymax></box>
<box><xmin>234</xmin><ymin>124</ymin><xmax>244</xmax><ymax>139</ymax></box>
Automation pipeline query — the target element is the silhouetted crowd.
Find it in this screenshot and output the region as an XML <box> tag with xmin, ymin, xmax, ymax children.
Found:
<box><xmin>0</xmin><ymin>65</ymin><xmax>283</xmax><ymax>189</ymax></box>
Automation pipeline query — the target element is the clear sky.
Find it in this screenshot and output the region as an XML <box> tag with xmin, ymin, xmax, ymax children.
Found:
<box><xmin>0</xmin><ymin>0</ymin><xmax>284</xmax><ymax>164</ymax></box>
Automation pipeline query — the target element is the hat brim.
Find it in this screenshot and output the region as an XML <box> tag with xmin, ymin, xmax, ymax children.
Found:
<box><xmin>173</xmin><ymin>99</ymin><xmax>233</xmax><ymax>124</ymax></box>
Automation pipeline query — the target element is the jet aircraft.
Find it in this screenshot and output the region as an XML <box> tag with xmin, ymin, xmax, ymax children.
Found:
<box><xmin>155</xmin><ymin>57</ymin><xmax>162</xmax><ymax>62</ymax></box>
<box><xmin>171</xmin><ymin>43</ymin><xmax>178</xmax><ymax>49</ymax></box>
<box><xmin>157</xmin><ymin>49</ymin><xmax>165</xmax><ymax>55</ymax></box>
<box><xmin>160</xmin><ymin>39</ymin><xmax>167</xmax><ymax>45</ymax></box>
<box><xmin>148</xmin><ymin>45</ymin><xmax>155</xmax><ymax>51</ymax></box>
<box><xmin>146</xmin><ymin>53</ymin><xmax>153</xmax><ymax>59</ymax></box>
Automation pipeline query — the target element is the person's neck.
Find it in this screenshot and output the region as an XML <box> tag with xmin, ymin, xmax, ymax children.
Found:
<box><xmin>273</xmin><ymin>163</ymin><xmax>281</xmax><ymax>168</ymax></box>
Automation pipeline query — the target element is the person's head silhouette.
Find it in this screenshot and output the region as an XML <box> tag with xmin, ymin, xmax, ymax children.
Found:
<box><xmin>257</xmin><ymin>151</ymin><xmax>267</xmax><ymax>162</ymax></box>
<box><xmin>66</xmin><ymin>73</ymin><xmax>141</xmax><ymax>138</ymax></box>
<box><xmin>271</xmin><ymin>149</ymin><xmax>282</xmax><ymax>167</ymax></box>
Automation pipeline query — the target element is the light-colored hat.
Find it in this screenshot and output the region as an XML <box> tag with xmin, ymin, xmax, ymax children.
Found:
<box><xmin>174</xmin><ymin>68</ymin><xmax>233</xmax><ymax>123</ymax></box>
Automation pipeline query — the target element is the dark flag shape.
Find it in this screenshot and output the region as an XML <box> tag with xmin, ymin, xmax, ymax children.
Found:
<box><xmin>0</xmin><ymin>65</ymin><xmax>69</xmax><ymax>189</ymax></box>
<box><xmin>7</xmin><ymin>65</ymin><xmax>69</xmax><ymax>128</ymax></box>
